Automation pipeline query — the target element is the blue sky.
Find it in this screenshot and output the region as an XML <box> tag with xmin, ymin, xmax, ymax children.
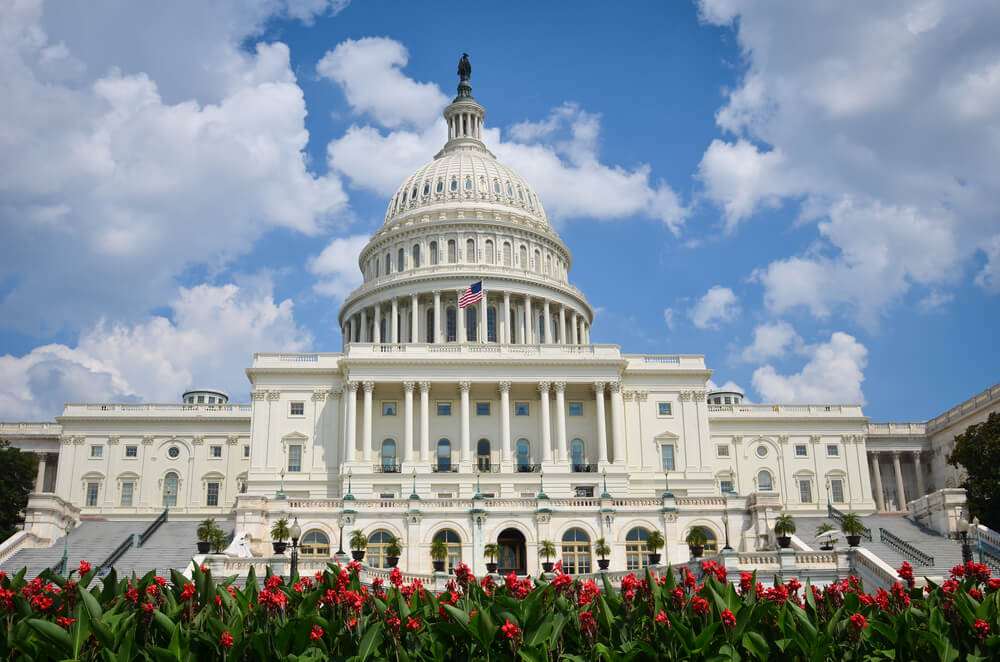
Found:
<box><xmin>0</xmin><ymin>0</ymin><xmax>997</xmax><ymax>422</ymax></box>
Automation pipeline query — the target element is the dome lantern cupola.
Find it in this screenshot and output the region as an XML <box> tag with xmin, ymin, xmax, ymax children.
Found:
<box><xmin>437</xmin><ymin>53</ymin><xmax>492</xmax><ymax>159</ymax></box>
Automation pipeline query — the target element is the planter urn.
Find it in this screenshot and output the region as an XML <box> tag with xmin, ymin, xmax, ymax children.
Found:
<box><xmin>432</xmin><ymin>560</ymin><xmax>446</xmax><ymax>572</ymax></box>
<box><xmin>197</xmin><ymin>541</ymin><xmax>211</xmax><ymax>554</ymax></box>
<box><xmin>846</xmin><ymin>535</ymin><xmax>862</xmax><ymax>547</ymax></box>
<box><xmin>351</xmin><ymin>550</ymin><xmax>366</xmax><ymax>562</ymax></box>
<box><xmin>597</xmin><ymin>559</ymin><xmax>610</xmax><ymax>570</ymax></box>
<box><xmin>385</xmin><ymin>556</ymin><xmax>399</xmax><ymax>568</ymax></box>
<box><xmin>777</xmin><ymin>535</ymin><xmax>792</xmax><ymax>549</ymax></box>
<box><xmin>272</xmin><ymin>541</ymin><xmax>287</xmax><ymax>555</ymax></box>
<box><xmin>689</xmin><ymin>545</ymin><xmax>704</xmax><ymax>559</ymax></box>
<box><xmin>648</xmin><ymin>553</ymin><xmax>662</xmax><ymax>566</ymax></box>
<box><xmin>486</xmin><ymin>562</ymin><xmax>498</xmax><ymax>573</ymax></box>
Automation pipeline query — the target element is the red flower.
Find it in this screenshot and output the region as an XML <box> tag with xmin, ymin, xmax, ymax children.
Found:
<box><xmin>579</xmin><ymin>611</ymin><xmax>597</xmax><ymax>638</ymax></box>
<box><xmin>849</xmin><ymin>613</ymin><xmax>867</xmax><ymax>632</ymax></box>
<box><xmin>654</xmin><ymin>610</ymin><xmax>670</xmax><ymax>627</ymax></box>
<box><xmin>56</xmin><ymin>616</ymin><xmax>76</xmax><ymax>629</ymax></box>
<box><xmin>146</xmin><ymin>584</ymin><xmax>159</xmax><ymax>597</ymax></box>
<box><xmin>141</xmin><ymin>603</ymin><xmax>155</xmax><ymax>616</ymax></box>
<box><xmin>501</xmin><ymin>619</ymin><xmax>520</xmax><ymax>639</ymax></box>
<box><xmin>179</xmin><ymin>583</ymin><xmax>197</xmax><ymax>602</ymax></box>
<box><xmin>265</xmin><ymin>575</ymin><xmax>283</xmax><ymax>589</ymax></box>
<box><xmin>721</xmin><ymin>608</ymin><xmax>736</xmax><ymax>628</ymax></box>
<box><xmin>975</xmin><ymin>618</ymin><xmax>990</xmax><ymax>639</ymax></box>
<box><xmin>691</xmin><ymin>596</ymin><xmax>710</xmax><ymax>615</ymax></box>
<box><xmin>77</xmin><ymin>560</ymin><xmax>91</xmax><ymax>576</ymax></box>
<box><xmin>200</xmin><ymin>564</ymin><xmax>209</xmax><ymax>573</ymax></box>
<box><xmin>153</xmin><ymin>576</ymin><xmax>166</xmax><ymax>587</ymax></box>
<box><xmin>347</xmin><ymin>618</ymin><xmax>358</xmax><ymax>627</ymax></box>
<box><xmin>897</xmin><ymin>561</ymin><xmax>915</xmax><ymax>588</ymax></box>
<box><xmin>124</xmin><ymin>588</ymin><xmax>139</xmax><ymax>604</ymax></box>
<box><xmin>390</xmin><ymin>567</ymin><xmax>403</xmax><ymax>587</ymax></box>
<box><xmin>219</xmin><ymin>631</ymin><xmax>234</xmax><ymax>649</ymax></box>
<box><xmin>310</xmin><ymin>624</ymin><xmax>323</xmax><ymax>641</ymax></box>
<box><xmin>406</xmin><ymin>616</ymin><xmax>421</xmax><ymax>630</ymax></box>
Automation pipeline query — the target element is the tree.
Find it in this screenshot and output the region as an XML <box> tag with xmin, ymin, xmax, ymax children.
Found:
<box><xmin>949</xmin><ymin>412</ymin><xmax>1000</xmax><ymax>529</ymax></box>
<box><xmin>0</xmin><ymin>440</ymin><xmax>38</xmax><ymax>541</ymax></box>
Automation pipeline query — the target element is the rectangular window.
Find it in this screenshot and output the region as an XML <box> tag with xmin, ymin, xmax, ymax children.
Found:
<box><xmin>91</xmin><ymin>445</ymin><xmax>103</xmax><ymax>458</ymax></box>
<box><xmin>568</xmin><ymin>402</ymin><xmax>583</xmax><ymax>416</ymax></box>
<box><xmin>125</xmin><ymin>445</ymin><xmax>137</xmax><ymax>458</ymax></box>
<box><xmin>120</xmin><ymin>482</ymin><xmax>133</xmax><ymax>507</ymax></box>
<box><xmin>795</xmin><ymin>444</ymin><xmax>807</xmax><ymax>457</ymax></box>
<box><xmin>660</xmin><ymin>445</ymin><xmax>675</xmax><ymax>472</ymax></box>
<box><xmin>288</xmin><ymin>445</ymin><xmax>302</xmax><ymax>472</ymax></box>
<box><xmin>476</xmin><ymin>402</ymin><xmax>490</xmax><ymax>416</ymax></box>
<box><xmin>243</xmin><ymin>445</ymin><xmax>250</xmax><ymax>458</ymax></box>
<box><xmin>520</xmin><ymin>491</ymin><xmax>535</xmax><ymax>498</ymax></box>
<box><xmin>657</xmin><ymin>402</ymin><xmax>672</xmax><ymax>417</ymax></box>
<box><xmin>378</xmin><ymin>492</ymin><xmax>396</xmax><ymax>499</ymax></box>
<box><xmin>210</xmin><ymin>445</ymin><xmax>222</xmax><ymax>458</ymax></box>
<box><xmin>437</xmin><ymin>402</ymin><xmax>452</xmax><ymax>416</ymax></box>
<box><xmin>382</xmin><ymin>401</ymin><xmax>397</xmax><ymax>416</ymax></box>
<box><xmin>290</xmin><ymin>401</ymin><xmax>304</xmax><ymax>416</ymax></box>
<box><xmin>197</xmin><ymin>395</ymin><xmax>204</xmax><ymax>403</ymax></box>
<box><xmin>514</xmin><ymin>402</ymin><xmax>529</xmax><ymax>416</ymax></box>
<box><xmin>827</xmin><ymin>444</ymin><xmax>840</xmax><ymax>457</ymax></box>
<box><xmin>437</xmin><ymin>492</ymin><xmax>453</xmax><ymax>499</ymax></box>
<box><xmin>799</xmin><ymin>480</ymin><xmax>813</xmax><ymax>503</ymax></box>
<box><xmin>720</xmin><ymin>480</ymin><xmax>734</xmax><ymax>494</ymax></box>
<box><xmin>206</xmin><ymin>482</ymin><xmax>220</xmax><ymax>506</ymax></box>
<box><xmin>86</xmin><ymin>482</ymin><xmax>99</xmax><ymax>506</ymax></box>
<box><xmin>831</xmin><ymin>479</ymin><xmax>845</xmax><ymax>503</ymax></box>
<box><xmin>716</xmin><ymin>445</ymin><xmax>730</xmax><ymax>457</ymax></box>
<box><xmin>574</xmin><ymin>486</ymin><xmax>595</xmax><ymax>497</ymax></box>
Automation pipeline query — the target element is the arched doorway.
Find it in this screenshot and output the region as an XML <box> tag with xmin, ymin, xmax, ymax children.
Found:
<box><xmin>497</xmin><ymin>528</ymin><xmax>526</xmax><ymax>575</ymax></box>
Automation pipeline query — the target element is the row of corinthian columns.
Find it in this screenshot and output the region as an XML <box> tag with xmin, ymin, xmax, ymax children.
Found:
<box><xmin>340</xmin><ymin>380</ymin><xmax>625</xmax><ymax>468</ymax></box>
<box><xmin>867</xmin><ymin>450</ymin><xmax>925</xmax><ymax>512</ymax></box>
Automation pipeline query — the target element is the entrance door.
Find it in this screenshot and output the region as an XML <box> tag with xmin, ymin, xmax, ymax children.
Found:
<box><xmin>497</xmin><ymin>528</ymin><xmax>526</xmax><ymax>575</ymax></box>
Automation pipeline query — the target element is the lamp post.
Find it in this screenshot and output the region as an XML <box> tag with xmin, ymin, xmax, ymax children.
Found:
<box><xmin>409</xmin><ymin>468</ymin><xmax>419</xmax><ymax>500</ymax></box>
<box><xmin>722</xmin><ymin>506</ymin><xmax>732</xmax><ymax>551</ymax></box>
<box><xmin>537</xmin><ymin>468</ymin><xmax>547</xmax><ymax>499</ymax></box>
<box><xmin>57</xmin><ymin>521</ymin><xmax>72</xmax><ymax>575</ymax></box>
<box><xmin>289</xmin><ymin>517</ymin><xmax>301</xmax><ymax>581</ymax></box>
<box><xmin>474</xmin><ymin>468</ymin><xmax>483</xmax><ymax>499</ymax></box>
<box><xmin>344</xmin><ymin>469</ymin><xmax>354</xmax><ymax>500</ymax></box>
<box><xmin>958</xmin><ymin>516</ymin><xmax>973</xmax><ymax>564</ymax></box>
<box><xmin>825</xmin><ymin>477</ymin><xmax>831</xmax><ymax>508</ymax></box>
<box><xmin>662</xmin><ymin>471</ymin><xmax>673</xmax><ymax>498</ymax></box>
<box><xmin>336</xmin><ymin>520</ymin><xmax>345</xmax><ymax>556</ymax></box>
<box><xmin>276</xmin><ymin>468</ymin><xmax>286</xmax><ymax>500</ymax></box>
<box><xmin>601</xmin><ymin>467</ymin><xmax>610</xmax><ymax>499</ymax></box>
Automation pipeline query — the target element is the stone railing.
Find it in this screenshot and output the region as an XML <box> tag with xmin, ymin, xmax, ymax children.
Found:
<box><xmin>927</xmin><ymin>382</ymin><xmax>1000</xmax><ymax>434</ymax></box>
<box><xmin>851</xmin><ymin>546</ymin><xmax>903</xmax><ymax>591</ymax></box>
<box><xmin>283</xmin><ymin>496</ymin><xmax>716</xmax><ymax>513</ymax></box>
<box><xmin>346</xmin><ymin>343</ymin><xmax>622</xmax><ymax>360</ymax></box>
<box><xmin>62</xmin><ymin>403</ymin><xmax>252</xmax><ymax>415</ymax></box>
<box><xmin>0</xmin><ymin>531</ymin><xmax>40</xmax><ymax>566</ymax></box>
<box><xmin>708</xmin><ymin>404</ymin><xmax>864</xmax><ymax>417</ymax></box>
<box><xmin>675</xmin><ymin>497</ymin><xmax>727</xmax><ymax>507</ymax></box>
<box><xmin>0</xmin><ymin>422</ymin><xmax>62</xmax><ymax>436</ymax></box>
<box><xmin>865</xmin><ymin>422</ymin><xmax>927</xmax><ymax>436</ymax></box>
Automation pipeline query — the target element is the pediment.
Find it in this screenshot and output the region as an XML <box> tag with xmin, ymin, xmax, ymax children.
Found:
<box><xmin>282</xmin><ymin>431</ymin><xmax>309</xmax><ymax>441</ymax></box>
<box><xmin>653</xmin><ymin>430</ymin><xmax>680</xmax><ymax>441</ymax></box>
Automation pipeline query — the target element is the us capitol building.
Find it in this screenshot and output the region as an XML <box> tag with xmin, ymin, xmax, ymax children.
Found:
<box><xmin>3</xmin><ymin>58</ymin><xmax>998</xmax><ymax>582</ymax></box>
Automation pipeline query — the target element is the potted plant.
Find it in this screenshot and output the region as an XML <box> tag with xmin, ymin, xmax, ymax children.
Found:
<box><xmin>685</xmin><ymin>526</ymin><xmax>708</xmax><ymax>559</ymax></box>
<box><xmin>270</xmin><ymin>518</ymin><xmax>290</xmax><ymax>555</ymax></box>
<box><xmin>197</xmin><ymin>518</ymin><xmax>222</xmax><ymax>554</ymax></box>
<box><xmin>430</xmin><ymin>539</ymin><xmax>448</xmax><ymax>572</ymax></box>
<box><xmin>385</xmin><ymin>535</ymin><xmax>402</xmax><ymax>568</ymax></box>
<box><xmin>349</xmin><ymin>530</ymin><xmax>368</xmax><ymax>562</ymax></box>
<box><xmin>594</xmin><ymin>538</ymin><xmax>611</xmax><ymax>570</ymax></box>
<box><xmin>646</xmin><ymin>530</ymin><xmax>665</xmax><ymax>565</ymax></box>
<box><xmin>840</xmin><ymin>512</ymin><xmax>865</xmax><ymax>547</ymax></box>
<box><xmin>816</xmin><ymin>523</ymin><xmax>838</xmax><ymax>550</ymax></box>
<box><xmin>774</xmin><ymin>513</ymin><xmax>796</xmax><ymax>549</ymax></box>
<box><xmin>538</xmin><ymin>540</ymin><xmax>557</xmax><ymax>573</ymax></box>
<box><xmin>484</xmin><ymin>542</ymin><xmax>500</xmax><ymax>574</ymax></box>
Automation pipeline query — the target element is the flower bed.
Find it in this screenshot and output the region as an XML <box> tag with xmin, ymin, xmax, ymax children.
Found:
<box><xmin>1</xmin><ymin>558</ymin><xmax>998</xmax><ymax>660</ymax></box>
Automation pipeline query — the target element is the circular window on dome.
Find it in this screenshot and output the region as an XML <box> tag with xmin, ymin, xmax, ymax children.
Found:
<box><xmin>465</xmin><ymin>177</ymin><xmax>472</xmax><ymax>191</ymax></box>
<box><xmin>168</xmin><ymin>446</ymin><xmax>180</xmax><ymax>459</ymax></box>
<box><xmin>493</xmin><ymin>180</ymin><xmax>501</xmax><ymax>194</ymax></box>
<box><xmin>755</xmin><ymin>445</ymin><xmax>768</xmax><ymax>458</ymax></box>
<box><xmin>423</xmin><ymin>183</ymin><xmax>430</xmax><ymax>196</ymax></box>
<box><xmin>436</xmin><ymin>180</ymin><xmax>443</xmax><ymax>193</ymax></box>
<box><xmin>506</xmin><ymin>183</ymin><xmax>513</xmax><ymax>197</ymax></box>
<box><xmin>450</xmin><ymin>179</ymin><xmax>458</xmax><ymax>192</ymax></box>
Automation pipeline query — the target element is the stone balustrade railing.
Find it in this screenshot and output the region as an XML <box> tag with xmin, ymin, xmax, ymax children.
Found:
<box><xmin>865</xmin><ymin>422</ymin><xmax>928</xmax><ymax>435</ymax></box>
<box><xmin>708</xmin><ymin>404</ymin><xmax>864</xmax><ymax>417</ymax></box>
<box><xmin>284</xmin><ymin>496</ymin><xmax>688</xmax><ymax>512</ymax></box>
<box><xmin>926</xmin><ymin>382</ymin><xmax>1000</xmax><ymax>433</ymax></box>
<box><xmin>0</xmin><ymin>422</ymin><xmax>63</xmax><ymax>436</ymax></box>
<box><xmin>62</xmin><ymin>403</ymin><xmax>252</xmax><ymax>415</ymax></box>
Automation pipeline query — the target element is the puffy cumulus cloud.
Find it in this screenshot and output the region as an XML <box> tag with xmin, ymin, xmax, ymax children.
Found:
<box><xmin>321</xmin><ymin>41</ymin><xmax>687</xmax><ymax>231</ymax></box>
<box><xmin>308</xmin><ymin>234</ymin><xmax>371</xmax><ymax>299</ymax></box>
<box><xmin>0</xmin><ymin>3</ymin><xmax>348</xmax><ymax>335</ymax></box>
<box><xmin>690</xmin><ymin>286</ymin><xmax>741</xmax><ymax>329</ymax></box>
<box><xmin>317</xmin><ymin>37</ymin><xmax>449</xmax><ymax>129</ymax></box>
<box><xmin>696</xmin><ymin>0</ymin><xmax>1000</xmax><ymax>321</ymax></box>
<box><xmin>740</xmin><ymin>320</ymin><xmax>803</xmax><ymax>363</ymax></box>
<box><xmin>0</xmin><ymin>280</ymin><xmax>312</xmax><ymax>420</ymax></box>
<box><xmin>751</xmin><ymin>332</ymin><xmax>867</xmax><ymax>404</ymax></box>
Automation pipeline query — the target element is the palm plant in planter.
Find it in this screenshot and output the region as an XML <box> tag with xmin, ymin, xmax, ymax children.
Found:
<box><xmin>538</xmin><ymin>540</ymin><xmax>557</xmax><ymax>573</ymax></box>
<box><xmin>646</xmin><ymin>530</ymin><xmax>665</xmax><ymax>565</ymax></box>
<box><xmin>840</xmin><ymin>512</ymin><xmax>865</xmax><ymax>547</ymax></box>
<box><xmin>196</xmin><ymin>518</ymin><xmax>224</xmax><ymax>554</ymax></box>
<box><xmin>484</xmin><ymin>543</ymin><xmax>500</xmax><ymax>573</ymax></box>
<box><xmin>430</xmin><ymin>539</ymin><xmax>448</xmax><ymax>572</ymax></box>
<box><xmin>685</xmin><ymin>527</ymin><xmax>708</xmax><ymax>559</ymax></box>
<box><xmin>349</xmin><ymin>530</ymin><xmax>368</xmax><ymax>562</ymax></box>
<box><xmin>774</xmin><ymin>513</ymin><xmax>796</xmax><ymax>549</ymax></box>
<box><xmin>384</xmin><ymin>535</ymin><xmax>402</xmax><ymax>568</ymax></box>
<box><xmin>816</xmin><ymin>522</ymin><xmax>839</xmax><ymax>550</ymax></box>
<box><xmin>594</xmin><ymin>538</ymin><xmax>611</xmax><ymax>570</ymax></box>
<box><xmin>270</xmin><ymin>518</ymin><xmax>290</xmax><ymax>555</ymax></box>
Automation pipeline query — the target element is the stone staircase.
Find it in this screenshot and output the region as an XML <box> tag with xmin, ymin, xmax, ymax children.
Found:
<box><xmin>1</xmin><ymin>520</ymin><xmax>144</xmax><ymax>579</ymax></box>
<box><xmin>113</xmin><ymin>519</ymin><xmax>233</xmax><ymax>578</ymax></box>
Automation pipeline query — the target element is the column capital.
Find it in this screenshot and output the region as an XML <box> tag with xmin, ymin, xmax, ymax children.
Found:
<box><xmin>362</xmin><ymin>380</ymin><xmax>375</xmax><ymax>392</ymax></box>
<box><xmin>498</xmin><ymin>380</ymin><xmax>511</xmax><ymax>393</ymax></box>
<box><xmin>636</xmin><ymin>391</ymin><xmax>649</xmax><ymax>402</ymax></box>
<box><xmin>227</xmin><ymin>434</ymin><xmax>240</xmax><ymax>445</ymax></box>
<box><xmin>312</xmin><ymin>390</ymin><xmax>328</xmax><ymax>401</ymax></box>
<box><xmin>810</xmin><ymin>434</ymin><xmax>822</xmax><ymax>444</ymax></box>
<box><xmin>346</xmin><ymin>380</ymin><xmax>360</xmax><ymax>393</ymax></box>
<box><xmin>403</xmin><ymin>381</ymin><xmax>415</xmax><ymax>392</ymax></box>
<box><xmin>892</xmin><ymin>450</ymin><xmax>902</xmax><ymax>459</ymax></box>
<box><xmin>329</xmin><ymin>386</ymin><xmax>343</xmax><ymax>398</ymax></box>
<box><xmin>913</xmin><ymin>451</ymin><xmax>923</xmax><ymax>463</ymax></box>
<box><xmin>692</xmin><ymin>390</ymin><xmax>707</xmax><ymax>402</ymax></box>
<box><xmin>433</xmin><ymin>289</ymin><xmax>441</xmax><ymax>295</ymax></box>
<box><xmin>419</xmin><ymin>380</ymin><xmax>432</xmax><ymax>393</ymax></box>
<box><xmin>458</xmin><ymin>380</ymin><xmax>471</xmax><ymax>393</ymax></box>
<box><xmin>251</xmin><ymin>390</ymin><xmax>267</xmax><ymax>401</ymax></box>
<box><xmin>677</xmin><ymin>390</ymin><xmax>692</xmax><ymax>401</ymax></box>
<box><xmin>538</xmin><ymin>381</ymin><xmax>551</xmax><ymax>393</ymax></box>
<box><xmin>107</xmin><ymin>435</ymin><xmax>120</xmax><ymax>445</ymax></box>
<box><xmin>593</xmin><ymin>381</ymin><xmax>606</xmax><ymax>393</ymax></box>
<box><xmin>553</xmin><ymin>381</ymin><xmax>566</xmax><ymax>393</ymax></box>
<box><xmin>623</xmin><ymin>390</ymin><xmax>635</xmax><ymax>402</ymax></box>
<box><xmin>141</xmin><ymin>435</ymin><xmax>154</xmax><ymax>446</ymax></box>
<box><xmin>607</xmin><ymin>381</ymin><xmax>622</xmax><ymax>394</ymax></box>
<box><xmin>266</xmin><ymin>390</ymin><xmax>282</xmax><ymax>401</ymax></box>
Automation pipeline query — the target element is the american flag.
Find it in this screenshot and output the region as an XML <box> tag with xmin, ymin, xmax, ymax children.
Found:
<box><xmin>458</xmin><ymin>281</ymin><xmax>483</xmax><ymax>308</ymax></box>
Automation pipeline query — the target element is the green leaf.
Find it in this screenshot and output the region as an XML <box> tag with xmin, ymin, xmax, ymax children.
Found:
<box><xmin>518</xmin><ymin>646</ymin><xmax>548</xmax><ymax>662</ymax></box>
<box><xmin>524</xmin><ymin>613</ymin><xmax>554</xmax><ymax>648</ymax></box>
<box><xmin>27</xmin><ymin>618</ymin><xmax>72</xmax><ymax>655</ymax></box>
<box><xmin>355</xmin><ymin>620</ymin><xmax>384</xmax><ymax>662</ymax></box>
<box><xmin>742</xmin><ymin>631</ymin><xmax>769</xmax><ymax>660</ymax></box>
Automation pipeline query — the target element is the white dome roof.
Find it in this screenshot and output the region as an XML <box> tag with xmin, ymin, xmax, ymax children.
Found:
<box><xmin>382</xmin><ymin>147</ymin><xmax>549</xmax><ymax>228</ymax></box>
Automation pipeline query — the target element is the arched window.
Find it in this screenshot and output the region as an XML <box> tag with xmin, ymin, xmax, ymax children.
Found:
<box><xmin>487</xmin><ymin>307</ymin><xmax>497</xmax><ymax>342</ymax></box>
<box><xmin>466</xmin><ymin>306</ymin><xmax>477</xmax><ymax>342</ymax></box>
<box><xmin>447</xmin><ymin>240</ymin><xmax>456</xmax><ymax>263</ymax></box>
<box><xmin>375</xmin><ymin>257</ymin><xmax>380</xmax><ymax>278</ymax></box>
<box><xmin>426</xmin><ymin>308</ymin><xmax>435</xmax><ymax>344</ymax></box>
<box><xmin>368</xmin><ymin>530</ymin><xmax>395</xmax><ymax>568</ymax></box>
<box><xmin>450</xmin><ymin>179</ymin><xmax>458</xmax><ymax>192</ymax></box>
<box><xmin>695</xmin><ymin>528</ymin><xmax>719</xmax><ymax>553</ymax></box>
<box><xmin>401</xmin><ymin>191</ymin><xmax>407</xmax><ymax>205</ymax></box>
<box><xmin>446</xmin><ymin>307</ymin><xmax>457</xmax><ymax>342</ymax></box>
<box><xmin>625</xmin><ymin>527</ymin><xmax>650</xmax><ymax>571</ymax></box>
<box><xmin>519</xmin><ymin>245</ymin><xmax>527</xmax><ymax>268</ymax></box>
<box><xmin>537</xmin><ymin>314</ymin><xmax>546</xmax><ymax>343</ymax></box>
<box><xmin>412</xmin><ymin>244</ymin><xmax>420</xmax><ymax>268</ymax></box>
<box><xmin>381</xmin><ymin>439</ymin><xmax>397</xmax><ymax>472</ymax></box>
<box><xmin>516</xmin><ymin>439</ymin><xmax>531</xmax><ymax>471</ymax></box>
<box><xmin>570</xmin><ymin>439</ymin><xmax>585</xmax><ymax>471</ymax></box>
<box><xmin>301</xmin><ymin>530</ymin><xmax>330</xmax><ymax>557</ymax></box>
<box><xmin>397</xmin><ymin>248</ymin><xmax>405</xmax><ymax>272</ymax></box>
<box><xmin>503</xmin><ymin>242</ymin><xmax>512</xmax><ymax>266</ymax></box>
<box><xmin>385</xmin><ymin>252</ymin><xmax>392</xmax><ymax>274</ymax></box>
<box><xmin>163</xmin><ymin>472</ymin><xmax>178</xmax><ymax>507</ymax></box>
<box><xmin>429</xmin><ymin>241</ymin><xmax>438</xmax><ymax>265</ymax></box>
<box><xmin>380</xmin><ymin>318</ymin><xmax>387</xmax><ymax>343</ymax></box>
<box><xmin>534</xmin><ymin>249</ymin><xmax>541</xmax><ymax>273</ymax></box>
<box><xmin>485</xmin><ymin>240</ymin><xmax>495</xmax><ymax>264</ymax></box>
<box><xmin>561</xmin><ymin>528</ymin><xmax>591</xmax><ymax>574</ymax></box>
<box><xmin>493</xmin><ymin>180</ymin><xmax>501</xmax><ymax>194</ymax></box>
<box><xmin>757</xmin><ymin>470</ymin><xmax>773</xmax><ymax>492</ymax></box>
<box><xmin>477</xmin><ymin>439</ymin><xmax>491</xmax><ymax>471</ymax></box>
<box><xmin>545</xmin><ymin>254</ymin><xmax>551</xmax><ymax>275</ymax></box>
<box><xmin>437</xmin><ymin>439</ymin><xmax>452</xmax><ymax>472</ymax></box>
<box><xmin>423</xmin><ymin>183</ymin><xmax>430</xmax><ymax>197</ymax></box>
<box><xmin>466</xmin><ymin>238</ymin><xmax>477</xmax><ymax>263</ymax></box>
<box><xmin>465</xmin><ymin>177</ymin><xmax>472</xmax><ymax>191</ymax></box>
<box><xmin>436</xmin><ymin>180</ymin><xmax>444</xmax><ymax>194</ymax></box>
<box><xmin>433</xmin><ymin>529</ymin><xmax>462</xmax><ymax>572</ymax></box>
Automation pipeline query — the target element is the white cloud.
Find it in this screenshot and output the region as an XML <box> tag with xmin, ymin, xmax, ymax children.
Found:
<box><xmin>706</xmin><ymin>379</ymin><xmax>747</xmax><ymax>399</ymax></box>
<box><xmin>0</xmin><ymin>3</ymin><xmax>348</xmax><ymax>335</ymax></box>
<box><xmin>696</xmin><ymin>0</ymin><xmax>1000</xmax><ymax>322</ymax></box>
<box><xmin>740</xmin><ymin>320</ymin><xmax>803</xmax><ymax>362</ymax></box>
<box><xmin>975</xmin><ymin>234</ymin><xmax>1000</xmax><ymax>293</ymax></box>
<box><xmin>0</xmin><ymin>280</ymin><xmax>311</xmax><ymax>420</ymax></box>
<box><xmin>752</xmin><ymin>331</ymin><xmax>867</xmax><ymax>404</ymax></box>
<box><xmin>308</xmin><ymin>234</ymin><xmax>371</xmax><ymax>299</ymax></box>
<box><xmin>663</xmin><ymin>308</ymin><xmax>676</xmax><ymax>330</ymax></box>
<box><xmin>916</xmin><ymin>290</ymin><xmax>955</xmax><ymax>313</ymax></box>
<box><xmin>690</xmin><ymin>286</ymin><xmax>741</xmax><ymax>329</ymax></box>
